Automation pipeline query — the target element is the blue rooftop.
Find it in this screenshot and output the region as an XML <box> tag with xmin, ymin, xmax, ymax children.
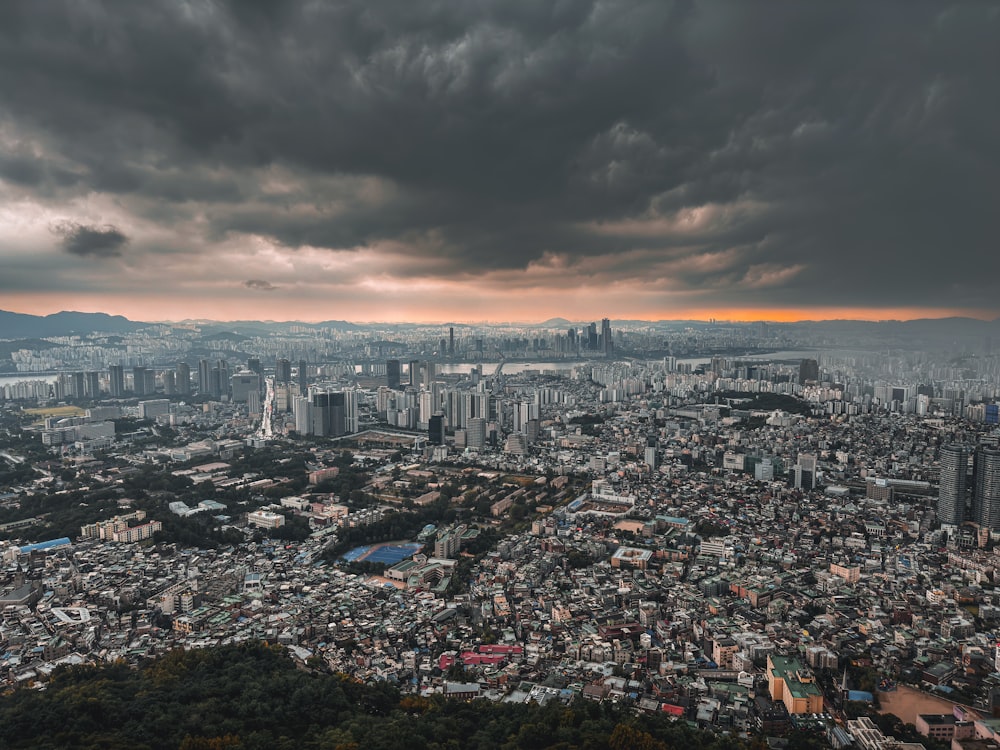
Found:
<box><xmin>19</xmin><ymin>537</ymin><xmax>71</xmax><ymax>554</ymax></box>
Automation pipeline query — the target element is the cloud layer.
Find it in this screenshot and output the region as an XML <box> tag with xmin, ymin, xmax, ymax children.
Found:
<box><xmin>51</xmin><ymin>221</ymin><xmax>129</xmax><ymax>258</ymax></box>
<box><xmin>0</xmin><ymin>1</ymin><xmax>997</xmax><ymax>321</ymax></box>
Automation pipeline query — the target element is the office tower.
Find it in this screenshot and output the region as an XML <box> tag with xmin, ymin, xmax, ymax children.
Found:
<box><xmin>310</xmin><ymin>392</ymin><xmax>331</xmax><ymax>436</ymax></box>
<box><xmin>293</xmin><ymin>396</ymin><xmax>311</xmax><ymax>434</ymax></box>
<box><xmin>85</xmin><ymin>371</ymin><xmax>101</xmax><ymax>398</ymax></box>
<box><xmin>70</xmin><ymin>372</ymin><xmax>85</xmax><ymax>399</ymax></box>
<box><xmin>132</xmin><ymin>367</ymin><xmax>146</xmax><ymax>396</ymax></box>
<box><xmin>386</xmin><ymin>359</ymin><xmax>401</xmax><ymax>389</ymax></box>
<box><xmin>467</xmin><ymin>417</ymin><xmax>486</xmax><ymax>450</ymax></box>
<box><xmin>230</xmin><ymin>373</ymin><xmax>260</xmax><ymax>403</ymax></box>
<box><xmin>423</xmin><ymin>361</ymin><xmax>435</xmax><ymax>389</ymax></box>
<box><xmin>449</xmin><ymin>327</ymin><xmax>454</xmax><ymax>355</ymax></box>
<box><xmin>310</xmin><ymin>391</ymin><xmax>347</xmax><ymax>437</ymax></box>
<box><xmin>567</xmin><ymin>327</ymin><xmax>577</xmax><ymax>351</ymax></box>
<box><xmin>587</xmin><ymin>323</ymin><xmax>598</xmax><ymax>350</ymax></box>
<box><xmin>409</xmin><ymin>360</ymin><xmax>420</xmax><ymax>387</ymax></box>
<box><xmin>428</xmin><ymin>414</ymin><xmax>444</xmax><ymax>446</ymax></box>
<box><xmin>645</xmin><ymin>435</ymin><xmax>658</xmax><ymax>470</ymax></box>
<box><xmin>793</xmin><ymin>453</ymin><xmax>817</xmax><ymax>490</ymax></box>
<box><xmin>247</xmin><ymin>358</ymin><xmax>262</xmax><ymax>378</ymax></box>
<box><xmin>298</xmin><ymin>359</ymin><xmax>308</xmax><ymax>395</ymax></box>
<box><xmin>133</xmin><ymin>367</ymin><xmax>152</xmax><ymax>396</ymax></box>
<box><xmin>799</xmin><ymin>359</ymin><xmax>819</xmax><ymax>385</ymax></box>
<box><xmin>163</xmin><ymin>369</ymin><xmax>176</xmax><ymax>395</ymax></box>
<box><xmin>601</xmin><ymin>318</ymin><xmax>613</xmax><ymax>355</ymax></box>
<box><xmin>109</xmin><ymin>364</ymin><xmax>125</xmax><ymax>398</ymax></box>
<box><xmin>198</xmin><ymin>359</ymin><xmax>212</xmax><ymax>396</ymax></box>
<box><xmin>214</xmin><ymin>360</ymin><xmax>230</xmax><ymax>399</ymax></box>
<box><xmin>974</xmin><ymin>445</ymin><xmax>1000</xmax><ymax>530</ymax></box>
<box><xmin>176</xmin><ymin>362</ymin><xmax>191</xmax><ymax>395</ymax></box>
<box><xmin>344</xmin><ymin>388</ymin><xmax>359</xmax><ymax>434</ymax></box>
<box><xmin>276</xmin><ymin>358</ymin><xmax>292</xmax><ymax>384</ymax></box>
<box><xmin>938</xmin><ymin>444</ymin><xmax>968</xmax><ymax>526</ymax></box>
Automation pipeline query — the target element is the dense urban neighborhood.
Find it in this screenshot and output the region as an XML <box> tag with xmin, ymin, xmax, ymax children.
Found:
<box><xmin>2</xmin><ymin>314</ymin><xmax>1000</xmax><ymax>750</ymax></box>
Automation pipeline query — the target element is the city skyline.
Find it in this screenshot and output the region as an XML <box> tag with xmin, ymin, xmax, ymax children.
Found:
<box><xmin>2</xmin><ymin>3</ymin><xmax>998</xmax><ymax>323</ymax></box>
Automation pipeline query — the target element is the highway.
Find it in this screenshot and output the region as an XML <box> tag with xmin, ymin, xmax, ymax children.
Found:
<box><xmin>254</xmin><ymin>376</ymin><xmax>275</xmax><ymax>440</ymax></box>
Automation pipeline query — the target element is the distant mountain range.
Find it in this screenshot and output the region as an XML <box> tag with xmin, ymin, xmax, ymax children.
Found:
<box><xmin>0</xmin><ymin>309</ymin><xmax>150</xmax><ymax>338</ymax></box>
<box><xmin>1</xmin><ymin>309</ymin><xmax>998</xmax><ymax>342</ymax></box>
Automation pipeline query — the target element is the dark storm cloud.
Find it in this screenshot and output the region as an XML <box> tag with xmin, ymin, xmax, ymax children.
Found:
<box><xmin>2</xmin><ymin>0</ymin><xmax>999</xmax><ymax>310</ymax></box>
<box><xmin>244</xmin><ymin>279</ymin><xmax>278</xmax><ymax>292</ymax></box>
<box><xmin>50</xmin><ymin>220</ymin><xmax>130</xmax><ymax>258</ymax></box>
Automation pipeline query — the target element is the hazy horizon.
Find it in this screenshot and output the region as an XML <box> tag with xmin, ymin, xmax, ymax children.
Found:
<box><xmin>4</xmin><ymin>304</ymin><xmax>1000</xmax><ymax>327</ymax></box>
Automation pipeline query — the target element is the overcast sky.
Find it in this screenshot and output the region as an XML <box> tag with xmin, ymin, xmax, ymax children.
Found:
<box><xmin>1</xmin><ymin>1</ymin><xmax>997</xmax><ymax>323</ymax></box>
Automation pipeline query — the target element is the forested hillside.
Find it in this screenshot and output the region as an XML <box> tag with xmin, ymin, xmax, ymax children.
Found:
<box><xmin>0</xmin><ymin>644</ymin><xmax>752</xmax><ymax>750</ymax></box>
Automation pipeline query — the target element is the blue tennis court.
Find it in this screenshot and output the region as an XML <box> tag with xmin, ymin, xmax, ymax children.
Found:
<box><xmin>358</xmin><ymin>543</ymin><xmax>423</xmax><ymax>565</ymax></box>
<box><xmin>341</xmin><ymin>545</ymin><xmax>372</xmax><ymax>562</ymax></box>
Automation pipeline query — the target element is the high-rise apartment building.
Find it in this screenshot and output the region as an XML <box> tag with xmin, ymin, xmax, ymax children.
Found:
<box><xmin>974</xmin><ymin>445</ymin><xmax>1000</xmax><ymax>530</ymax></box>
<box><xmin>938</xmin><ymin>444</ymin><xmax>968</xmax><ymax>526</ymax></box>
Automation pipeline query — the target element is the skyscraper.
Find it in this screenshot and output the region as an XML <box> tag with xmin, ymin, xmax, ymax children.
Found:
<box><xmin>132</xmin><ymin>367</ymin><xmax>150</xmax><ymax>396</ymax></box>
<box><xmin>309</xmin><ymin>390</ymin><xmax>348</xmax><ymax>437</ymax></box>
<box><xmin>448</xmin><ymin>327</ymin><xmax>454</xmax><ymax>355</ymax></box>
<box><xmin>84</xmin><ymin>371</ymin><xmax>101</xmax><ymax>398</ymax></box>
<box><xmin>298</xmin><ymin>359</ymin><xmax>308</xmax><ymax>395</ymax></box>
<box><xmin>974</xmin><ymin>445</ymin><xmax>1000</xmax><ymax>530</ymax></box>
<box><xmin>276</xmin><ymin>358</ymin><xmax>292</xmax><ymax>384</ymax></box>
<box><xmin>109</xmin><ymin>364</ymin><xmax>125</xmax><ymax>398</ymax></box>
<box><xmin>70</xmin><ymin>372</ymin><xmax>85</xmax><ymax>399</ymax></box>
<box><xmin>198</xmin><ymin>359</ymin><xmax>211</xmax><ymax>396</ymax></box>
<box><xmin>793</xmin><ymin>453</ymin><xmax>817</xmax><ymax>490</ymax></box>
<box><xmin>938</xmin><ymin>444</ymin><xmax>968</xmax><ymax>526</ymax></box>
<box><xmin>799</xmin><ymin>359</ymin><xmax>820</xmax><ymax>385</ymax></box>
<box><xmin>467</xmin><ymin>417</ymin><xmax>486</xmax><ymax>450</ymax></box>
<box><xmin>645</xmin><ymin>435</ymin><xmax>658</xmax><ymax>470</ymax></box>
<box><xmin>176</xmin><ymin>362</ymin><xmax>191</xmax><ymax>395</ymax></box>
<box><xmin>428</xmin><ymin>414</ymin><xmax>444</xmax><ymax>446</ymax></box>
<box><xmin>387</xmin><ymin>359</ymin><xmax>401</xmax><ymax>389</ymax></box>
<box><xmin>601</xmin><ymin>318</ymin><xmax>613</xmax><ymax>356</ymax></box>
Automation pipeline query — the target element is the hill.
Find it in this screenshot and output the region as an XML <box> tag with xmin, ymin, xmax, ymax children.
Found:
<box><xmin>0</xmin><ymin>643</ymin><xmax>747</xmax><ymax>750</ymax></box>
<box><xmin>0</xmin><ymin>310</ymin><xmax>149</xmax><ymax>339</ymax></box>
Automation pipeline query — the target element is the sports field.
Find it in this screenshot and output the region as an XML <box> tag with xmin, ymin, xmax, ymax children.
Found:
<box><xmin>23</xmin><ymin>405</ymin><xmax>86</xmax><ymax>419</ymax></box>
<box><xmin>342</xmin><ymin>542</ymin><xmax>423</xmax><ymax>565</ymax></box>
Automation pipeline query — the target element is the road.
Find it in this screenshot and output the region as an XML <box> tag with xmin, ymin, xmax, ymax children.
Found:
<box><xmin>254</xmin><ymin>376</ymin><xmax>275</xmax><ymax>440</ymax></box>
